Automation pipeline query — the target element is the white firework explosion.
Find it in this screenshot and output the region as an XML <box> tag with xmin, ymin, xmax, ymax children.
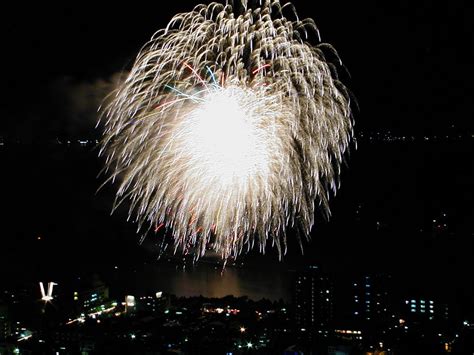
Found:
<box><xmin>99</xmin><ymin>0</ymin><xmax>354</xmax><ymax>261</ymax></box>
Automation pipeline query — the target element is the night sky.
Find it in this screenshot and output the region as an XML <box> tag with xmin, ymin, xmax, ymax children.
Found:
<box><xmin>2</xmin><ymin>0</ymin><xmax>474</xmax><ymax>137</ymax></box>
<box><xmin>1</xmin><ymin>0</ymin><xmax>473</xmax><ymax>317</ymax></box>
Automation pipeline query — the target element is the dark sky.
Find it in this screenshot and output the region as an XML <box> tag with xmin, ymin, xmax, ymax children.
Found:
<box><xmin>2</xmin><ymin>0</ymin><xmax>474</xmax><ymax>138</ymax></box>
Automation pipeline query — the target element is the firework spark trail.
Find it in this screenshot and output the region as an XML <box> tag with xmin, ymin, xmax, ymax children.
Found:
<box><xmin>99</xmin><ymin>0</ymin><xmax>353</xmax><ymax>260</ymax></box>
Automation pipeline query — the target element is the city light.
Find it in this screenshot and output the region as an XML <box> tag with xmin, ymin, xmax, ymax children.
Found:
<box><xmin>125</xmin><ymin>295</ymin><xmax>135</xmax><ymax>307</ymax></box>
<box><xmin>2</xmin><ymin>279</ymin><xmax>471</xmax><ymax>353</ymax></box>
<box><xmin>39</xmin><ymin>282</ymin><xmax>57</xmax><ymax>302</ymax></box>
<box><xmin>17</xmin><ymin>334</ymin><xmax>33</xmax><ymax>342</ymax></box>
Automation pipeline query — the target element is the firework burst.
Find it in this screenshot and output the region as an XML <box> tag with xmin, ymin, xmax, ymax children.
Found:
<box><xmin>99</xmin><ymin>0</ymin><xmax>353</xmax><ymax>260</ymax></box>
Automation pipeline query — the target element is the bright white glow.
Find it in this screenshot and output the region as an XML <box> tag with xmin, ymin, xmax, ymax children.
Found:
<box><xmin>17</xmin><ymin>334</ymin><xmax>33</xmax><ymax>342</ymax></box>
<box><xmin>184</xmin><ymin>87</ymin><xmax>270</xmax><ymax>187</ymax></box>
<box><xmin>39</xmin><ymin>282</ymin><xmax>57</xmax><ymax>302</ymax></box>
<box><xmin>125</xmin><ymin>295</ymin><xmax>136</xmax><ymax>307</ymax></box>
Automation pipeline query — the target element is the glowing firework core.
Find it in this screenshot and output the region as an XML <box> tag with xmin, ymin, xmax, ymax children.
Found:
<box><xmin>185</xmin><ymin>86</ymin><xmax>271</xmax><ymax>186</ymax></box>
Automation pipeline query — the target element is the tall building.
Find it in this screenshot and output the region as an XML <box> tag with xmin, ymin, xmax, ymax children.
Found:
<box><xmin>74</xmin><ymin>283</ymin><xmax>110</xmax><ymax>313</ymax></box>
<box><xmin>137</xmin><ymin>292</ymin><xmax>168</xmax><ymax>314</ymax></box>
<box><xmin>0</xmin><ymin>302</ymin><xmax>9</xmax><ymax>342</ymax></box>
<box><xmin>294</xmin><ymin>266</ymin><xmax>333</xmax><ymax>334</ymax></box>
<box><xmin>403</xmin><ymin>298</ymin><xmax>448</xmax><ymax>322</ymax></box>
<box><xmin>351</xmin><ymin>274</ymin><xmax>393</xmax><ymax>324</ymax></box>
<box><xmin>333</xmin><ymin>273</ymin><xmax>394</xmax><ymax>340</ymax></box>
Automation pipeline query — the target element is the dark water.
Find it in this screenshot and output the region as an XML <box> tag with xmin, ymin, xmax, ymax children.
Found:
<box><xmin>112</xmin><ymin>260</ymin><xmax>292</xmax><ymax>301</ymax></box>
<box><xmin>0</xmin><ymin>139</ymin><xmax>472</xmax><ymax>310</ymax></box>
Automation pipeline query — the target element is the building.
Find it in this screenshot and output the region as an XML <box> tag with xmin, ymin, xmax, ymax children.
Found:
<box><xmin>351</xmin><ymin>274</ymin><xmax>393</xmax><ymax>324</ymax></box>
<box><xmin>293</xmin><ymin>266</ymin><xmax>333</xmax><ymax>335</ymax></box>
<box><xmin>334</xmin><ymin>273</ymin><xmax>394</xmax><ymax>330</ymax></box>
<box><xmin>137</xmin><ymin>292</ymin><xmax>168</xmax><ymax>314</ymax></box>
<box><xmin>0</xmin><ymin>302</ymin><xmax>9</xmax><ymax>342</ymax></box>
<box><xmin>403</xmin><ymin>298</ymin><xmax>448</xmax><ymax>322</ymax></box>
<box><xmin>74</xmin><ymin>283</ymin><xmax>109</xmax><ymax>313</ymax></box>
